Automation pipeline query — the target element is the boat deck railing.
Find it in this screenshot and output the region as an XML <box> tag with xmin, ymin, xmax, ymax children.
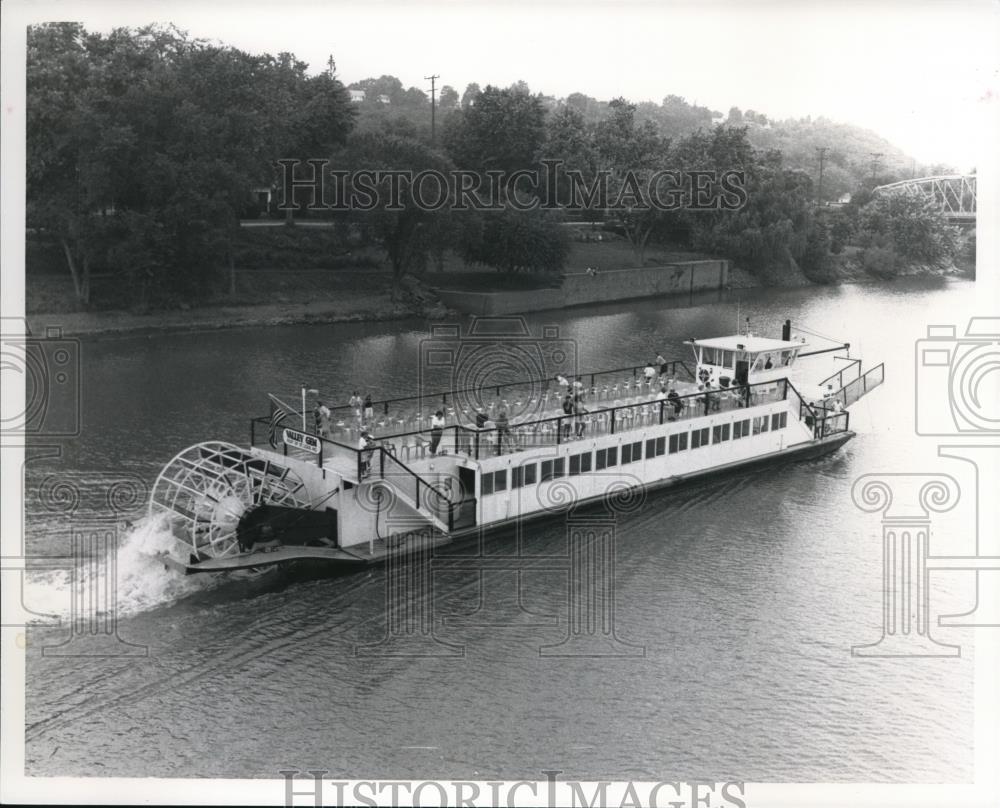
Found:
<box><xmin>329</xmin><ymin>359</ymin><xmax>695</xmax><ymax>422</ymax></box>
<box><xmin>252</xmin><ymin>375</ymin><xmax>851</xmax><ymax>469</ymax></box>
<box><xmin>838</xmin><ymin>363</ymin><xmax>885</xmax><ymax>408</ymax></box>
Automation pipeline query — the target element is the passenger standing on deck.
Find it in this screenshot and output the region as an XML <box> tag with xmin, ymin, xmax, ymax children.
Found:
<box><xmin>317</xmin><ymin>401</ymin><xmax>331</xmax><ymax>437</ymax></box>
<box><xmin>573</xmin><ymin>396</ymin><xmax>588</xmax><ymax>438</ymax></box>
<box><xmin>363</xmin><ymin>393</ymin><xmax>374</xmax><ymax>423</ymax></box>
<box><xmin>358</xmin><ymin>428</ymin><xmax>375</xmax><ymax>477</ymax></box>
<box><xmin>562</xmin><ymin>393</ymin><xmax>574</xmax><ymax>439</ymax></box>
<box><xmin>429</xmin><ymin>409</ymin><xmax>446</xmax><ymax>454</ymax></box>
<box><xmin>496</xmin><ymin>410</ymin><xmax>512</xmax><ymax>452</ymax></box>
<box><xmin>644</xmin><ymin>362</ymin><xmax>657</xmax><ymax>385</ymax></box>
<box><xmin>656</xmin><ymin>353</ymin><xmax>668</xmax><ymax>375</ymax></box>
<box><xmin>349</xmin><ymin>391</ymin><xmax>363</xmax><ymax>421</ymax></box>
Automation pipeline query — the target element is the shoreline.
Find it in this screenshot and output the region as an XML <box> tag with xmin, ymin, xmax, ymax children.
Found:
<box><xmin>26</xmin><ymin>296</ymin><xmax>423</xmax><ymax>340</ymax></box>
<box><xmin>25</xmin><ymin>269</ymin><xmax>970</xmax><ymax>341</ymax></box>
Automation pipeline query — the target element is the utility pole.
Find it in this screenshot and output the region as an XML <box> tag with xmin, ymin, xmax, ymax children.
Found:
<box><xmin>869</xmin><ymin>152</ymin><xmax>884</xmax><ymax>184</ymax></box>
<box><xmin>425</xmin><ymin>74</ymin><xmax>440</xmax><ymax>145</ymax></box>
<box><xmin>815</xmin><ymin>146</ymin><xmax>828</xmax><ymax>205</ymax></box>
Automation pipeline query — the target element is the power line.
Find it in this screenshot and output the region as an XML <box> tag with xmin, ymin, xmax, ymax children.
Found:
<box><xmin>869</xmin><ymin>152</ymin><xmax>884</xmax><ymax>183</ymax></box>
<box><xmin>425</xmin><ymin>74</ymin><xmax>440</xmax><ymax>145</ymax></box>
<box><xmin>815</xmin><ymin>147</ymin><xmax>828</xmax><ymax>205</ymax></box>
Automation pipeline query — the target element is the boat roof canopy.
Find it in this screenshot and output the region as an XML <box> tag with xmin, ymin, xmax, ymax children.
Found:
<box><xmin>684</xmin><ymin>335</ymin><xmax>806</xmax><ymax>353</ymax></box>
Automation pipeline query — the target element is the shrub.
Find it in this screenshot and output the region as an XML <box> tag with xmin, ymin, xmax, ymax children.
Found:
<box><xmin>862</xmin><ymin>245</ymin><xmax>898</xmax><ymax>279</ymax></box>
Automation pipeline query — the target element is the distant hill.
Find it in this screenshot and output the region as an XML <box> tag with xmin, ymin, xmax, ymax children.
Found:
<box><xmin>346</xmin><ymin>76</ymin><xmax>949</xmax><ymax>201</ymax></box>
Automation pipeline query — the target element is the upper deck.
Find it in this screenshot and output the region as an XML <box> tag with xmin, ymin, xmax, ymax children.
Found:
<box><xmin>251</xmin><ymin>351</ymin><xmax>848</xmax><ymax>483</ymax></box>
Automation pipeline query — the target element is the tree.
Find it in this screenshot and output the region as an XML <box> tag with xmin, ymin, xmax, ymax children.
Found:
<box><xmin>682</xmin><ymin>134</ymin><xmax>826</xmax><ymax>280</ymax></box>
<box><xmin>461</xmin><ymin>208</ymin><xmax>570</xmax><ymax>275</ymax></box>
<box><xmin>26</xmin><ymin>23</ymin><xmax>355</xmax><ymax>307</ymax></box>
<box><xmin>439</xmin><ymin>85</ymin><xmax>459</xmax><ymax>109</ymax></box>
<box><xmin>338</xmin><ymin>133</ymin><xmax>457</xmax><ymax>299</ymax></box>
<box><xmin>444</xmin><ymin>85</ymin><xmax>547</xmax><ymax>174</ymax></box>
<box><xmin>855</xmin><ymin>191</ymin><xmax>958</xmax><ymax>266</ymax></box>
<box><xmin>460</xmin><ymin>82</ymin><xmax>481</xmax><ymax>109</ymax></box>
<box><xmin>593</xmin><ymin>98</ymin><xmax>670</xmax><ymax>265</ymax></box>
<box><xmin>398</xmin><ymin>86</ymin><xmax>429</xmax><ymax>110</ymax></box>
<box><xmin>543</xmin><ymin>105</ymin><xmax>598</xmax><ymax>207</ymax></box>
<box><xmin>26</xmin><ymin>23</ymin><xmax>97</xmax><ymax>304</ymax></box>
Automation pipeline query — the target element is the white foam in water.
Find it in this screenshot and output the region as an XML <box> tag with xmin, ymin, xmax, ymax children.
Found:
<box><xmin>24</xmin><ymin>515</ymin><xmax>222</xmax><ymax>620</ymax></box>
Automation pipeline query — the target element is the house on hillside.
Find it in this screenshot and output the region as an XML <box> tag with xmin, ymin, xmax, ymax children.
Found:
<box><xmin>349</xmin><ymin>89</ymin><xmax>366</xmax><ymax>103</ymax></box>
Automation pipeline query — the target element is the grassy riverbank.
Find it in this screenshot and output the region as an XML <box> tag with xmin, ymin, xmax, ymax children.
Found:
<box><xmin>24</xmin><ymin>228</ymin><xmax>971</xmax><ymax>338</ymax></box>
<box><xmin>25</xmin><ymin>234</ymin><xmax>727</xmax><ymax>337</ymax></box>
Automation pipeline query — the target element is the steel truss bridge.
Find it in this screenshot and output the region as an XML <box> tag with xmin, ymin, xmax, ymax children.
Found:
<box><xmin>873</xmin><ymin>175</ymin><xmax>977</xmax><ymax>224</ymax></box>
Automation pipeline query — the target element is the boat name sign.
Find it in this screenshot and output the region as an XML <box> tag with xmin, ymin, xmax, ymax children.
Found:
<box><xmin>283</xmin><ymin>428</ymin><xmax>321</xmax><ymax>454</ymax></box>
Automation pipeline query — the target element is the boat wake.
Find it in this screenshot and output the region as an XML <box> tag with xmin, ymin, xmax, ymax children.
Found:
<box><xmin>24</xmin><ymin>515</ymin><xmax>224</xmax><ymax>620</ymax></box>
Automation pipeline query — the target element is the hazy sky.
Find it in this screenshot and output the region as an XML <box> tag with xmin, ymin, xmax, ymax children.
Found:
<box><xmin>17</xmin><ymin>0</ymin><xmax>1000</xmax><ymax>169</ymax></box>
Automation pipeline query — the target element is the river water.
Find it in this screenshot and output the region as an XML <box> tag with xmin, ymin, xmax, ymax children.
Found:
<box><xmin>22</xmin><ymin>279</ymin><xmax>982</xmax><ymax>782</ymax></box>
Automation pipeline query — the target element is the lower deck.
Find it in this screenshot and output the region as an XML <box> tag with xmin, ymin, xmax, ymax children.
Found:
<box><xmin>182</xmin><ymin>427</ymin><xmax>852</xmax><ymax>573</ymax></box>
<box><xmin>249</xmin><ymin>391</ymin><xmax>841</xmax><ymax>556</ymax></box>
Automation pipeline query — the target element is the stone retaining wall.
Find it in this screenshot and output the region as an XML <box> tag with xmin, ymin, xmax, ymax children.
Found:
<box><xmin>435</xmin><ymin>260</ymin><xmax>729</xmax><ymax>315</ymax></box>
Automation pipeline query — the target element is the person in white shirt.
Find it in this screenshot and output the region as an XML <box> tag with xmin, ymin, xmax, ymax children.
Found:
<box><xmin>644</xmin><ymin>363</ymin><xmax>656</xmax><ymax>383</ymax></box>
<box><xmin>429</xmin><ymin>409</ymin><xmax>446</xmax><ymax>454</ymax></box>
<box><xmin>349</xmin><ymin>391</ymin><xmax>363</xmax><ymax>421</ymax></box>
<box><xmin>317</xmin><ymin>401</ymin><xmax>331</xmax><ymax>437</ymax></box>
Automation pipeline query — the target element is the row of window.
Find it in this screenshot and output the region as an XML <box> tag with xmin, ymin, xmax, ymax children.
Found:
<box><xmin>480</xmin><ymin>411</ymin><xmax>790</xmax><ymax>495</ymax></box>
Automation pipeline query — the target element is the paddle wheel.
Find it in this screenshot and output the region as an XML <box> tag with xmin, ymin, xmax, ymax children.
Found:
<box><xmin>149</xmin><ymin>442</ymin><xmax>311</xmax><ymax>561</ymax></box>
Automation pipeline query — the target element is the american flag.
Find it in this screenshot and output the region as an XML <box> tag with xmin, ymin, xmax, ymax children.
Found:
<box><xmin>267</xmin><ymin>394</ymin><xmax>294</xmax><ymax>448</ymax></box>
